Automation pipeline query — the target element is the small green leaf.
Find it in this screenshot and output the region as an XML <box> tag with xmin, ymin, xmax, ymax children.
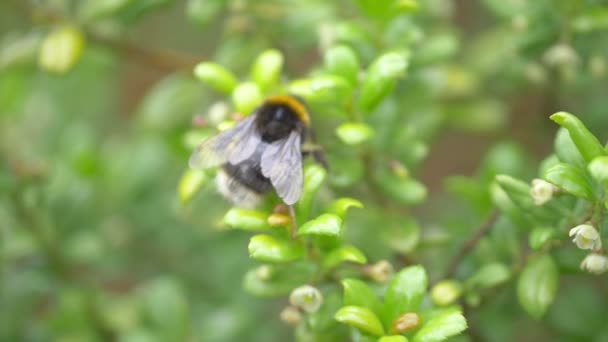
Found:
<box><xmin>413</xmin><ymin>308</ymin><xmax>467</xmax><ymax>342</ymax></box>
<box><xmin>465</xmin><ymin>262</ymin><xmax>510</xmax><ymax>290</ymax></box>
<box><xmin>342</xmin><ymin>279</ymin><xmax>382</xmax><ymax>314</ymax></box>
<box><xmin>323</xmin><ymin>245</ymin><xmax>367</xmax><ymax>269</ymax></box>
<box><xmin>572</xmin><ymin>8</ymin><xmax>608</xmax><ymax>32</ymax></box>
<box><xmin>193</xmin><ymin>62</ymin><xmax>238</xmax><ymax>94</ymax></box>
<box><xmin>335</xmin><ymin>306</ymin><xmax>385</xmax><ymax>337</ymax></box>
<box><xmin>38</xmin><ymin>25</ymin><xmax>85</xmax><ymax>74</ymax></box>
<box><xmin>298</xmin><ymin>164</ymin><xmax>327</xmax><ymax>218</ymax></box>
<box><xmin>517</xmin><ymin>254</ymin><xmax>559</xmax><ymax>319</ymax></box>
<box><xmin>250</xmin><ymin>49</ymin><xmax>284</xmax><ymax>91</ymax></box>
<box><xmin>231</xmin><ymin>82</ymin><xmax>263</xmax><ymax>114</ymax></box>
<box><xmin>324</xmin><ymin>45</ymin><xmax>360</xmax><ymax>85</ymax></box>
<box><xmin>336</xmin><ymin>122</ymin><xmax>375</xmax><ymax>145</ymax></box>
<box><xmin>544</xmin><ymin>163</ymin><xmax>594</xmax><ymax>200</ymax></box>
<box><xmin>495</xmin><ymin>174</ymin><xmax>534</xmax><ymax>209</ymax></box>
<box><xmin>431</xmin><ymin>280</ymin><xmax>463</xmax><ymax>306</ymax></box>
<box><xmin>186</xmin><ymin>0</ymin><xmax>225</xmax><ymax>26</ymax></box>
<box><xmin>248</xmin><ymin>235</ymin><xmax>304</xmax><ymax>262</ymax></box>
<box><xmin>358</xmin><ymin>50</ymin><xmax>409</xmax><ymax>112</ymax></box>
<box><xmin>178</xmin><ymin>169</ymin><xmax>207</xmax><ymax>204</ymax></box>
<box><xmin>299</xmin><ymin>214</ymin><xmax>343</xmax><ymax>237</ymax></box>
<box><xmin>550</xmin><ymin>112</ymin><xmax>604</xmax><ymax>163</ymax></box>
<box><xmin>554</xmin><ymin>128</ymin><xmax>586</xmax><ymax>168</ymax></box>
<box><xmin>529</xmin><ymin>227</ymin><xmax>556</xmax><ymax>250</ymax></box>
<box><xmin>588</xmin><ymin>156</ymin><xmax>608</xmax><ymax>185</ymax></box>
<box><xmin>329</xmin><ymin>197</ymin><xmax>364</xmax><ymax>218</ymax></box>
<box><xmin>223</xmin><ymin>208</ymin><xmax>269</xmax><ymax>231</ymax></box>
<box><xmin>379</xmin><ymin>336</ymin><xmax>409</xmax><ymax>342</ymax></box>
<box><xmin>375</xmin><ymin>172</ymin><xmax>427</xmax><ymax>205</ymax></box>
<box><xmin>384</xmin><ymin>265</ymin><xmax>428</xmax><ymax>325</ymax></box>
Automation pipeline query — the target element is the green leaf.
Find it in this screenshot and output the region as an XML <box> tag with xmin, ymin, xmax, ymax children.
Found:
<box><xmin>38</xmin><ymin>25</ymin><xmax>86</xmax><ymax>74</ymax></box>
<box><xmin>517</xmin><ymin>255</ymin><xmax>559</xmax><ymax>319</ymax></box>
<box><xmin>328</xmin><ymin>197</ymin><xmax>364</xmax><ymax>218</ymax></box>
<box><xmin>323</xmin><ymin>245</ymin><xmax>367</xmax><ymax>269</ymax></box>
<box><xmin>358</xmin><ymin>51</ymin><xmax>409</xmax><ymax>112</ymax></box>
<box><xmin>379</xmin><ymin>336</ymin><xmax>409</xmax><ymax>342</ymax></box>
<box><xmin>335</xmin><ymin>306</ymin><xmax>385</xmax><ymax>337</ymax></box>
<box><xmin>554</xmin><ymin>128</ymin><xmax>586</xmax><ymax>168</ymax></box>
<box><xmin>186</xmin><ymin>0</ymin><xmax>226</xmax><ymax>26</ymax></box>
<box><xmin>324</xmin><ymin>45</ymin><xmax>360</xmax><ymax>86</ymax></box>
<box><xmin>342</xmin><ymin>278</ymin><xmax>383</xmax><ymax>315</ymax></box>
<box><xmin>413</xmin><ymin>308</ymin><xmax>467</xmax><ymax>342</ymax></box>
<box><xmin>384</xmin><ymin>265</ymin><xmax>428</xmax><ymax>325</ymax></box>
<box><xmin>375</xmin><ymin>171</ymin><xmax>427</xmax><ymax>205</ymax></box>
<box><xmin>588</xmin><ymin>156</ymin><xmax>608</xmax><ymax>185</ymax></box>
<box><xmin>178</xmin><ymin>169</ymin><xmax>207</xmax><ymax>204</ymax></box>
<box><xmin>248</xmin><ymin>235</ymin><xmax>304</xmax><ymax>262</ymax></box>
<box><xmin>494</xmin><ymin>174</ymin><xmax>534</xmax><ymax>209</ymax></box>
<box><xmin>431</xmin><ymin>280</ymin><xmax>463</xmax><ymax>306</ymax></box>
<box><xmin>544</xmin><ymin>163</ymin><xmax>595</xmax><ymax>200</ymax></box>
<box><xmin>572</xmin><ymin>8</ymin><xmax>608</xmax><ymax>33</ymax></box>
<box><xmin>465</xmin><ymin>262</ymin><xmax>510</xmax><ymax>290</ymax></box>
<box><xmin>550</xmin><ymin>112</ymin><xmax>604</xmax><ymax>163</ymax></box>
<box><xmin>298</xmin><ymin>164</ymin><xmax>327</xmax><ymax>218</ymax></box>
<box><xmin>529</xmin><ymin>227</ymin><xmax>556</xmax><ymax>250</ymax></box>
<box><xmin>193</xmin><ymin>62</ymin><xmax>238</xmax><ymax>94</ymax></box>
<box><xmin>250</xmin><ymin>49</ymin><xmax>284</xmax><ymax>91</ymax></box>
<box><xmin>232</xmin><ymin>82</ymin><xmax>263</xmax><ymax>114</ymax></box>
<box><xmin>223</xmin><ymin>208</ymin><xmax>269</xmax><ymax>231</ymax></box>
<box><xmin>299</xmin><ymin>214</ymin><xmax>343</xmax><ymax>237</ymax></box>
<box><xmin>336</xmin><ymin>122</ymin><xmax>375</xmax><ymax>145</ymax></box>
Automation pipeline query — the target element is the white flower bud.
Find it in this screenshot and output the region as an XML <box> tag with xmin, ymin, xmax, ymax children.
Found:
<box><xmin>580</xmin><ymin>253</ymin><xmax>608</xmax><ymax>275</ymax></box>
<box><xmin>280</xmin><ymin>306</ymin><xmax>302</xmax><ymax>326</ymax></box>
<box><xmin>569</xmin><ymin>224</ymin><xmax>602</xmax><ymax>250</ymax></box>
<box><xmin>543</xmin><ymin>43</ymin><xmax>580</xmax><ymax>68</ymax></box>
<box><xmin>530</xmin><ymin>179</ymin><xmax>559</xmax><ymax>206</ymax></box>
<box><xmin>289</xmin><ymin>285</ymin><xmax>323</xmax><ymax>313</ymax></box>
<box><xmin>364</xmin><ymin>260</ymin><xmax>394</xmax><ymax>283</ymax></box>
<box><xmin>207</xmin><ymin>101</ymin><xmax>230</xmax><ymax>126</ymax></box>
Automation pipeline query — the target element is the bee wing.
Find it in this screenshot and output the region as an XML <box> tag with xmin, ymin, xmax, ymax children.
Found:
<box><xmin>261</xmin><ymin>131</ymin><xmax>303</xmax><ymax>205</ymax></box>
<box><xmin>189</xmin><ymin>115</ymin><xmax>260</xmax><ymax>169</ymax></box>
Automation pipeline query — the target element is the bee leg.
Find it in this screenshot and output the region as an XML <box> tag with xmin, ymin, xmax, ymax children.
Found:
<box><xmin>288</xmin><ymin>205</ymin><xmax>298</xmax><ymax>239</ymax></box>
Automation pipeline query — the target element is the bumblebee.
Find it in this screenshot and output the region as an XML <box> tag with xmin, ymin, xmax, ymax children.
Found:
<box><xmin>189</xmin><ymin>95</ymin><xmax>325</xmax><ymax>209</ymax></box>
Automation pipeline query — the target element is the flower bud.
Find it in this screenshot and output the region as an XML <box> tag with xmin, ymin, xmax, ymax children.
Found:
<box><xmin>580</xmin><ymin>253</ymin><xmax>608</xmax><ymax>275</ymax></box>
<box><xmin>280</xmin><ymin>306</ymin><xmax>302</xmax><ymax>326</ymax></box>
<box><xmin>364</xmin><ymin>260</ymin><xmax>394</xmax><ymax>283</ymax></box>
<box><xmin>255</xmin><ymin>265</ymin><xmax>273</xmax><ymax>280</ymax></box>
<box><xmin>543</xmin><ymin>43</ymin><xmax>579</xmax><ymax>68</ymax></box>
<box><xmin>530</xmin><ymin>178</ymin><xmax>559</xmax><ymax>206</ymax></box>
<box><xmin>431</xmin><ymin>280</ymin><xmax>463</xmax><ymax>306</ymax></box>
<box><xmin>267</xmin><ymin>213</ymin><xmax>292</xmax><ymax>227</ymax></box>
<box><xmin>569</xmin><ymin>224</ymin><xmax>602</xmax><ymax>250</ymax></box>
<box><xmin>391</xmin><ymin>312</ymin><xmax>421</xmax><ymax>334</ymax></box>
<box><xmin>207</xmin><ymin>101</ymin><xmax>230</xmax><ymax>126</ymax></box>
<box><xmin>289</xmin><ymin>285</ymin><xmax>323</xmax><ymax>313</ymax></box>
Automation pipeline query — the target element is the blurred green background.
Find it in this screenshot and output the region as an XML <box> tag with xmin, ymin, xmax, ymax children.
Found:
<box><xmin>1</xmin><ymin>0</ymin><xmax>608</xmax><ymax>341</ymax></box>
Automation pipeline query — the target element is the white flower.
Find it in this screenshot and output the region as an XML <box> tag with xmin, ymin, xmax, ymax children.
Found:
<box><xmin>280</xmin><ymin>306</ymin><xmax>302</xmax><ymax>325</ymax></box>
<box><xmin>530</xmin><ymin>179</ymin><xmax>559</xmax><ymax>206</ymax></box>
<box><xmin>289</xmin><ymin>285</ymin><xmax>323</xmax><ymax>313</ymax></box>
<box><xmin>569</xmin><ymin>224</ymin><xmax>602</xmax><ymax>250</ymax></box>
<box><xmin>543</xmin><ymin>43</ymin><xmax>580</xmax><ymax>67</ymax></box>
<box><xmin>580</xmin><ymin>253</ymin><xmax>608</xmax><ymax>275</ymax></box>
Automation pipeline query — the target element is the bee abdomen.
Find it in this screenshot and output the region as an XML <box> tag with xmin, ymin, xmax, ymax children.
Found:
<box><xmin>216</xmin><ymin>169</ymin><xmax>264</xmax><ymax>209</ymax></box>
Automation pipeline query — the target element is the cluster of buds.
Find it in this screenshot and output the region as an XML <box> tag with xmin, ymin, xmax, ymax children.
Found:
<box><xmin>569</xmin><ymin>223</ymin><xmax>607</xmax><ymax>274</ymax></box>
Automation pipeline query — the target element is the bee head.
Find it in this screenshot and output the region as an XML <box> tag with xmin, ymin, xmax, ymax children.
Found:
<box><xmin>255</xmin><ymin>95</ymin><xmax>310</xmax><ymax>142</ymax></box>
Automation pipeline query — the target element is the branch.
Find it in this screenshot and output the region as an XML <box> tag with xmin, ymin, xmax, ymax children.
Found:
<box><xmin>7</xmin><ymin>0</ymin><xmax>201</xmax><ymax>72</ymax></box>
<box><xmin>442</xmin><ymin>210</ymin><xmax>500</xmax><ymax>279</ymax></box>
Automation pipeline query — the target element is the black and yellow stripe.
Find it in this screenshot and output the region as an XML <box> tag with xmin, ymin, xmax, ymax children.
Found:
<box><xmin>265</xmin><ymin>95</ymin><xmax>310</xmax><ymax>126</ymax></box>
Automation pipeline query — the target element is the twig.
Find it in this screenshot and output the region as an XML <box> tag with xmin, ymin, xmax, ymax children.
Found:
<box><xmin>442</xmin><ymin>210</ymin><xmax>500</xmax><ymax>279</ymax></box>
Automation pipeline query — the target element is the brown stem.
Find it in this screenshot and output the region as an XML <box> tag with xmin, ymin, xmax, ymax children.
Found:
<box><xmin>7</xmin><ymin>0</ymin><xmax>201</xmax><ymax>72</ymax></box>
<box><xmin>442</xmin><ymin>210</ymin><xmax>500</xmax><ymax>279</ymax></box>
